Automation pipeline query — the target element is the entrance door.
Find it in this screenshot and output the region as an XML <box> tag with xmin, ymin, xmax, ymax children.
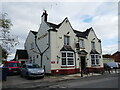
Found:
<box><xmin>80</xmin><ymin>56</ymin><xmax>86</xmax><ymax>70</ymax></box>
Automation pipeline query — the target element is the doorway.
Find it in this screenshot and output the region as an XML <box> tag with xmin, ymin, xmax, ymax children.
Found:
<box><xmin>80</xmin><ymin>56</ymin><xmax>86</xmax><ymax>70</ymax></box>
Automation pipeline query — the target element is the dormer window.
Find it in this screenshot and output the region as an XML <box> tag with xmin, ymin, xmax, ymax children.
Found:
<box><xmin>64</xmin><ymin>36</ymin><xmax>70</xmax><ymax>45</ymax></box>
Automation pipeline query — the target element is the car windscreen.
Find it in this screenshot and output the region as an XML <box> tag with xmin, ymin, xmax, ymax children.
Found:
<box><xmin>8</xmin><ymin>63</ymin><xmax>20</xmax><ymax>67</ymax></box>
<box><xmin>27</xmin><ymin>64</ymin><xmax>40</xmax><ymax>68</ymax></box>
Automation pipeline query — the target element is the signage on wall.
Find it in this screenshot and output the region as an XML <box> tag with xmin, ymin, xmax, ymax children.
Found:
<box><xmin>51</xmin><ymin>61</ymin><xmax>55</xmax><ymax>64</ymax></box>
<box><xmin>38</xmin><ymin>33</ymin><xmax>48</xmax><ymax>40</ymax></box>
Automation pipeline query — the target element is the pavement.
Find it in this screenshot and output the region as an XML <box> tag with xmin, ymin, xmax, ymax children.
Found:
<box><xmin>1</xmin><ymin>69</ymin><xmax>120</xmax><ymax>89</ymax></box>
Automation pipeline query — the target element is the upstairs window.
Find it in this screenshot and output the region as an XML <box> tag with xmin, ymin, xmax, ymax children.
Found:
<box><xmin>79</xmin><ymin>39</ymin><xmax>84</xmax><ymax>48</ymax></box>
<box><xmin>31</xmin><ymin>42</ymin><xmax>34</xmax><ymax>49</ymax></box>
<box><xmin>64</xmin><ymin>36</ymin><xmax>70</xmax><ymax>45</ymax></box>
<box><xmin>91</xmin><ymin>42</ymin><xmax>95</xmax><ymax>49</ymax></box>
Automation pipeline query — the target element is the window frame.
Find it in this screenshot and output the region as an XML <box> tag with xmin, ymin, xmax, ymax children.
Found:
<box><xmin>91</xmin><ymin>54</ymin><xmax>100</xmax><ymax>65</ymax></box>
<box><xmin>61</xmin><ymin>51</ymin><xmax>75</xmax><ymax>66</ymax></box>
<box><xmin>64</xmin><ymin>36</ymin><xmax>70</xmax><ymax>45</ymax></box>
<box><xmin>79</xmin><ymin>39</ymin><xmax>84</xmax><ymax>48</ymax></box>
<box><xmin>91</xmin><ymin>41</ymin><xmax>95</xmax><ymax>49</ymax></box>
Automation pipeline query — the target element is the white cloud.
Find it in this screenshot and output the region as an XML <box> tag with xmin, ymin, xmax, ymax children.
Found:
<box><xmin>1</xmin><ymin>2</ymin><xmax>118</xmax><ymax>59</ymax></box>
<box><xmin>102</xmin><ymin>44</ymin><xmax>118</xmax><ymax>54</ymax></box>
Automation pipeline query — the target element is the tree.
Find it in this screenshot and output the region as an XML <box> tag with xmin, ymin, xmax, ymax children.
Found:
<box><xmin>0</xmin><ymin>12</ymin><xmax>19</xmax><ymax>59</ymax></box>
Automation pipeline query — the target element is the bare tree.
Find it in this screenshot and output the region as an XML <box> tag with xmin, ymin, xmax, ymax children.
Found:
<box><xmin>0</xmin><ymin>12</ymin><xmax>19</xmax><ymax>56</ymax></box>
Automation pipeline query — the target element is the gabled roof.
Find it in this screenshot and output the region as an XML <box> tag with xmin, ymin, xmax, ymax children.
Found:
<box><xmin>44</xmin><ymin>16</ymin><xmax>99</xmax><ymax>41</ymax></box>
<box><xmin>73</xmin><ymin>28</ymin><xmax>91</xmax><ymax>39</ymax></box>
<box><xmin>15</xmin><ymin>49</ymin><xmax>28</xmax><ymax>59</ymax></box>
<box><xmin>46</xmin><ymin>22</ymin><xmax>61</xmax><ymax>29</ymax></box>
<box><xmin>112</xmin><ymin>51</ymin><xmax>120</xmax><ymax>56</ymax></box>
<box><xmin>45</xmin><ymin>17</ymin><xmax>69</xmax><ymax>30</ymax></box>
<box><xmin>31</xmin><ymin>31</ymin><xmax>38</xmax><ymax>35</ymax></box>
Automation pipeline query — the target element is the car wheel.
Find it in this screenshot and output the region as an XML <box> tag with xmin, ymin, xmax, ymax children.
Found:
<box><xmin>26</xmin><ymin>72</ymin><xmax>30</xmax><ymax>79</ymax></box>
<box><xmin>40</xmin><ymin>76</ymin><xmax>44</xmax><ymax>79</ymax></box>
<box><xmin>20</xmin><ymin>73</ymin><xmax>23</xmax><ymax>77</ymax></box>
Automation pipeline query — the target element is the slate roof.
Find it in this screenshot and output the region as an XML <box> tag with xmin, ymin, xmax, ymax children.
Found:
<box><xmin>46</xmin><ymin>22</ymin><xmax>61</xmax><ymax>29</ymax></box>
<box><xmin>31</xmin><ymin>31</ymin><xmax>38</xmax><ymax>35</ymax></box>
<box><xmin>112</xmin><ymin>51</ymin><xmax>120</xmax><ymax>56</ymax></box>
<box><xmin>15</xmin><ymin>50</ymin><xmax>28</xmax><ymax>59</ymax></box>
<box><xmin>90</xmin><ymin>49</ymin><xmax>100</xmax><ymax>54</ymax></box>
<box><xmin>45</xmin><ymin>17</ymin><xmax>98</xmax><ymax>41</ymax></box>
<box><xmin>73</xmin><ymin>28</ymin><xmax>91</xmax><ymax>39</ymax></box>
<box><xmin>78</xmin><ymin>50</ymin><xmax>88</xmax><ymax>55</ymax></box>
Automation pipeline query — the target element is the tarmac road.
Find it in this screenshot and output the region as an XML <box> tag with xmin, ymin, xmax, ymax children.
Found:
<box><xmin>46</xmin><ymin>73</ymin><xmax>119</xmax><ymax>88</ymax></box>
<box><xmin>2</xmin><ymin>71</ymin><xmax>120</xmax><ymax>89</ymax></box>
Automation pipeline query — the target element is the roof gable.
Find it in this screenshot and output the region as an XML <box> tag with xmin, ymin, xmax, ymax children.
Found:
<box><xmin>73</xmin><ymin>28</ymin><xmax>91</xmax><ymax>39</ymax></box>
<box><xmin>31</xmin><ymin>31</ymin><xmax>38</xmax><ymax>35</ymax></box>
<box><xmin>15</xmin><ymin>49</ymin><xmax>28</xmax><ymax>59</ymax></box>
<box><xmin>46</xmin><ymin>22</ymin><xmax>61</xmax><ymax>29</ymax></box>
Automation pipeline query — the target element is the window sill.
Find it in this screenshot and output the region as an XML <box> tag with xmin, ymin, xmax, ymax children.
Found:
<box><xmin>61</xmin><ymin>66</ymin><xmax>75</xmax><ymax>68</ymax></box>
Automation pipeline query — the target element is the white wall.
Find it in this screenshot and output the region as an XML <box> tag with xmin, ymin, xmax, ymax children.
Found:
<box><xmin>24</xmin><ymin>31</ymin><xmax>40</xmax><ymax>65</ymax></box>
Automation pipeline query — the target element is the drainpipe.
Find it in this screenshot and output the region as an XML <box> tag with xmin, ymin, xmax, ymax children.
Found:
<box><xmin>74</xmin><ymin>51</ymin><xmax>77</xmax><ymax>73</ymax></box>
<box><xmin>77</xmin><ymin>37</ymin><xmax>83</xmax><ymax>77</ymax></box>
<box><xmin>35</xmin><ymin>35</ymin><xmax>42</xmax><ymax>67</ymax></box>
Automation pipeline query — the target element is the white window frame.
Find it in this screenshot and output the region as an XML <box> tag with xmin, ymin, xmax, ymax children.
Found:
<box><xmin>64</xmin><ymin>36</ymin><xmax>70</xmax><ymax>45</ymax></box>
<box><xmin>91</xmin><ymin>54</ymin><xmax>100</xmax><ymax>65</ymax></box>
<box><xmin>61</xmin><ymin>51</ymin><xmax>75</xmax><ymax>66</ymax></box>
<box><xmin>79</xmin><ymin>39</ymin><xmax>84</xmax><ymax>48</ymax></box>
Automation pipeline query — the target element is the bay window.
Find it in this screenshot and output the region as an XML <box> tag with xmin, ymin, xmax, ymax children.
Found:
<box><xmin>61</xmin><ymin>51</ymin><xmax>74</xmax><ymax>66</ymax></box>
<box><xmin>91</xmin><ymin>54</ymin><xmax>100</xmax><ymax>65</ymax></box>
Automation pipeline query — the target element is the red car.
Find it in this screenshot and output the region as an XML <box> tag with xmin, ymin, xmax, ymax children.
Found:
<box><xmin>4</xmin><ymin>61</ymin><xmax>20</xmax><ymax>75</ymax></box>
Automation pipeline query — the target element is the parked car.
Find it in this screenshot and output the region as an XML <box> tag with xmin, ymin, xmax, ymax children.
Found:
<box><xmin>20</xmin><ymin>63</ymin><xmax>45</xmax><ymax>79</ymax></box>
<box><xmin>4</xmin><ymin>61</ymin><xmax>20</xmax><ymax>75</ymax></box>
<box><xmin>105</xmin><ymin>62</ymin><xmax>119</xmax><ymax>69</ymax></box>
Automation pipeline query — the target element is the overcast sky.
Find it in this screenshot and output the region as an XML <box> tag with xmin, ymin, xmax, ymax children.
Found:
<box><xmin>0</xmin><ymin>0</ymin><xmax>119</xmax><ymax>60</ymax></box>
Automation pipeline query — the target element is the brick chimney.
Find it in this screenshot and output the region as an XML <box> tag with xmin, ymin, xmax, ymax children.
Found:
<box><xmin>41</xmin><ymin>10</ymin><xmax>48</xmax><ymax>22</ymax></box>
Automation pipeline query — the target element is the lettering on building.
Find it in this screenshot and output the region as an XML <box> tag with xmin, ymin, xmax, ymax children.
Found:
<box><xmin>38</xmin><ymin>33</ymin><xmax>48</xmax><ymax>40</ymax></box>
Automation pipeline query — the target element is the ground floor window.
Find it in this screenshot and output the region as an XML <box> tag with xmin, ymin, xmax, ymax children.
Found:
<box><xmin>91</xmin><ymin>54</ymin><xmax>100</xmax><ymax>65</ymax></box>
<box><xmin>61</xmin><ymin>51</ymin><xmax>74</xmax><ymax>66</ymax></box>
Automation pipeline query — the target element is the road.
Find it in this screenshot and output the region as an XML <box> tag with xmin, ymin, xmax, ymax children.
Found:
<box><xmin>2</xmin><ymin>73</ymin><xmax>120</xmax><ymax>89</ymax></box>
<box><xmin>44</xmin><ymin>73</ymin><xmax>119</xmax><ymax>88</ymax></box>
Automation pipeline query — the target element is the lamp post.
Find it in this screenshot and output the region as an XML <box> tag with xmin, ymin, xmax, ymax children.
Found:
<box><xmin>81</xmin><ymin>60</ymin><xmax>83</xmax><ymax>77</ymax></box>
